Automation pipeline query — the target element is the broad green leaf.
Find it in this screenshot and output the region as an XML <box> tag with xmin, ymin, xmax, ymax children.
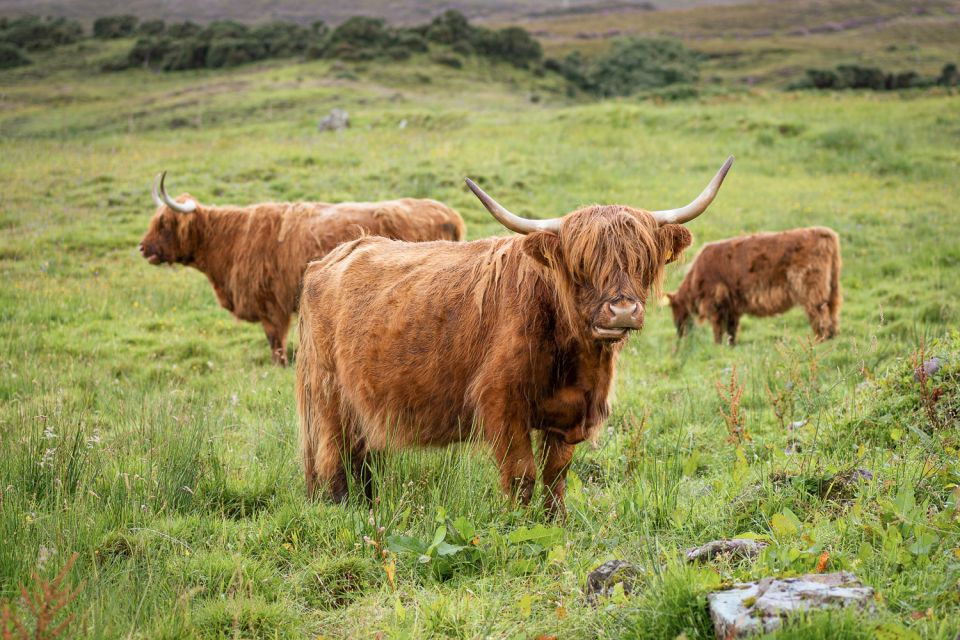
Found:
<box><xmin>771</xmin><ymin>512</ymin><xmax>799</xmax><ymax>538</ymax></box>
<box><xmin>386</xmin><ymin>535</ymin><xmax>427</xmax><ymax>555</ymax></box>
<box><xmin>908</xmin><ymin>529</ymin><xmax>938</xmax><ymax>556</ymax></box>
<box><xmin>434</xmin><ymin>541</ymin><xmax>467</xmax><ymax>557</ymax></box>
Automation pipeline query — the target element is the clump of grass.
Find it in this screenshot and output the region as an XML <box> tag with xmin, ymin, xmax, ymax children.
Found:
<box><xmin>296</xmin><ymin>556</ymin><xmax>381</xmax><ymax>609</ymax></box>
<box><xmin>191</xmin><ymin>596</ymin><xmax>299</xmax><ymax>639</ymax></box>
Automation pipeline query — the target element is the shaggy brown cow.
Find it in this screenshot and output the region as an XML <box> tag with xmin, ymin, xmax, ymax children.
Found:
<box><xmin>139</xmin><ymin>172</ymin><xmax>466</xmax><ymax>365</ymax></box>
<box><xmin>667</xmin><ymin>226</ymin><xmax>841</xmax><ymax>345</ymax></box>
<box><xmin>297</xmin><ymin>157</ymin><xmax>733</xmax><ymax>515</ymax></box>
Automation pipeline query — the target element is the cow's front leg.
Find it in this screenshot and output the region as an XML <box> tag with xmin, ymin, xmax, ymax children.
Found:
<box><xmin>485</xmin><ymin>419</ymin><xmax>537</xmax><ymax>505</ymax></box>
<box><xmin>541</xmin><ymin>433</ymin><xmax>575</xmax><ymax>519</ymax></box>
<box><xmin>262</xmin><ymin>316</ymin><xmax>291</xmax><ymax>366</ymax></box>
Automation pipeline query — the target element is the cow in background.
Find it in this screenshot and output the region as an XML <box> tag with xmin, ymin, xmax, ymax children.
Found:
<box><xmin>139</xmin><ymin>172</ymin><xmax>465</xmax><ymax>365</ymax></box>
<box><xmin>667</xmin><ymin>226</ymin><xmax>841</xmax><ymax>345</ymax></box>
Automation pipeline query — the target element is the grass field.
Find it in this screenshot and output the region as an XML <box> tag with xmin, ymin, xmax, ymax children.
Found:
<box><xmin>1</xmin><ymin>36</ymin><xmax>960</xmax><ymax>639</ymax></box>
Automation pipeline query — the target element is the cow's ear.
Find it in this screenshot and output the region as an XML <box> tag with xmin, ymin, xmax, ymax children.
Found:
<box><xmin>657</xmin><ymin>224</ymin><xmax>692</xmax><ymax>264</ymax></box>
<box><xmin>522</xmin><ymin>231</ymin><xmax>562</xmax><ymax>268</ymax></box>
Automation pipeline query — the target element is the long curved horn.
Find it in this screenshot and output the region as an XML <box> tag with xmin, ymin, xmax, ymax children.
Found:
<box><xmin>652</xmin><ymin>156</ymin><xmax>733</xmax><ymax>225</ymax></box>
<box><xmin>155</xmin><ymin>171</ymin><xmax>196</xmax><ymax>213</ymax></box>
<box><xmin>465</xmin><ymin>178</ymin><xmax>561</xmax><ymax>235</ymax></box>
<box><xmin>151</xmin><ymin>173</ymin><xmax>165</xmax><ymax>209</ymax></box>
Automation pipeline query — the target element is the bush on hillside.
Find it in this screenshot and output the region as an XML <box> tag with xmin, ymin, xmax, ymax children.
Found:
<box><xmin>0</xmin><ymin>15</ymin><xmax>83</xmax><ymax>51</ymax></box>
<box><xmin>937</xmin><ymin>63</ymin><xmax>958</xmax><ymax>87</ymax></box>
<box><xmin>473</xmin><ymin>26</ymin><xmax>542</xmax><ymax>68</ymax></box>
<box><xmin>104</xmin><ymin>10</ymin><xmax>542</xmax><ymax>73</ymax></box>
<box><xmin>137</xmin><ymin>19</ymin><xmax>166</xmax><ymax>36</ymax></box>
<box><xmin>0</xmin><ymin>42</ymin><xmax>32</xmax><ymax>68</ymax></box>
<box><xmin>793</xmin><ymin>64</ymin><xmax>937</xmax><ymax>91</ymax></box>
<box><xmin>166</xmin><ymin>22</ymin><xmax>202</xmax><ymax>38</ymax></box>
<box><xmin>92</xmin><ymin>15</ymin><xmax>138</xmax><ymax>39</ymax></box>
<box><xmin>549</xmin><ymin>38</ymin><xmax>699</xmax><ymax>97</ymax></box>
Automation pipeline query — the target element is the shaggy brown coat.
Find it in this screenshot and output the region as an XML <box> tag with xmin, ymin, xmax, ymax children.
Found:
<box><xmin>296</xmin><ymin>205</ymin><xmax>693</xmax><ymax>515</ymax></box>
<box><xmin>667</xmin><ymin>226</ymin><xmax>841</xmax><ymax>345</ymax></box>
<box><xmin>140</xmin><ymin>195</ymin><xmax>465</xmax><ymax>365</ymax></box>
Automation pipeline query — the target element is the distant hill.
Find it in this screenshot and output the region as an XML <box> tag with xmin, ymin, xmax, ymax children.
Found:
<box><xmin>0</xmin><ymin>0</ymin><xmax>739</xmax><ymax>26</ymax></box>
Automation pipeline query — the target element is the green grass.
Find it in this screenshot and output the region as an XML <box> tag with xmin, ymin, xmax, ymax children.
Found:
<box><xmin>1</xmin><ymin>38</ymin><xmax>959</xmax><ymax>639</ymax></box>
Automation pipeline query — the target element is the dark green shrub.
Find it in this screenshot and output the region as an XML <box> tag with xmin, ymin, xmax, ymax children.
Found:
<box><xmin>799</xmin><ymin>64</ymin><xmax>935</xmax><ymax>91</ymax></box>
<box><xmin>0</xmin><ymin>42</ymin><xmax>31</xmax><ymax>68</ymax></box>
<box><xmin>137</xmin><ymin>20</ymin><xmax>166</xmax><ymax>36</ymax></box>
<box><xmin>205</xmin><ymin>38</ymin><xmax>267</xmax><ymax>68</ymax></box>
<box><xmin>394</xmin><ymin>30</ymin><xmax>429</xmax><ymax>54</ymax></box>
<box><xmin>560</xmin><ymin>38</ymin><xmax>699</xmax><ymax>97</ymax></box>
<box><xmin>451</xmin><ymin>40</ymin><xmax>474</xmax><ymax>56</ymax></box>
<box><xmin>806</xmin><ymin>68</ymin><xmax>840</xmax><ymax>89</ymax></box>
<box><xmin>836</xmin><ymin>64</ymin><xmax>886</xmax><ymax>90</ymax></box>
<box><xmin>161</xmin><ymin>40</ymin><xmax>208</xmax><ymax>71</ymax></box>
<box><xmin>425</xmin><ymin>10</ymin><xmax>475</xmax><ymax>45</ymax></box>
<box><xmin>937</xmin><ymin>63</ymin><xmax>958</xmax><ymax>87</ymax></box>
<box><xmin>92</xmin><ymin>15</ymin><xmax>138</xmax><ymax>39</ymax></box>
<box><xmin>201</xmin><ymin>20</ymin><xmax>249</xmax><ymax>40</ymax></box>
<box><xmin>251</xmin><ymin>21</ymin><xmax>312</xmax><ymax>57</ymax></box>
<box><xmin>310</xmin><ymin>21</ymin><xmax>329</xmax><ymax>37</ymax></box>
<box><xmin>0</xmin><ymin>15</ymin><xmax>83</xmax><ymax>51</ymax></box>
<box><xmin>473</xmin><ymin>26</ymin><xmax>542</xmax><ymax>68</ymax></box>
<box><xmin>328</xmin><ymin>17</ymin><xmax>392</xmax><ymax>50</ymax></box>
<box><xmin>124</xmin><ymin>37</ymin><xmax>172</xmax><ymax>70</ymax></box>
<box><xmin>165</xmin><ymin>22</ymin><xmax>202</xmax><ymax>38</ymax></box>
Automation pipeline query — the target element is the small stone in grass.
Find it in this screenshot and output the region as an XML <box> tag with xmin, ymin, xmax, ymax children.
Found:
<box><xmin>685</xmin><ymin>538</ymin><xmax>768</xmax><ymax>563</ymax></box>
<box><xmin>585</xmin><ymin>560</ymin><xmax>639</xmax><ymax>604</ymax></box>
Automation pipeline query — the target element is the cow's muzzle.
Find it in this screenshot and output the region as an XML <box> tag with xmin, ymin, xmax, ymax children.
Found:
<box><xmin>139</xmin><ymin>242</ymin><xmax>163</xmax><ymax>265</ymax></box>
<box><xmin>593</xmin><ymin>300</ymin><xmax>644</xmax><ymax>340</ymax></box>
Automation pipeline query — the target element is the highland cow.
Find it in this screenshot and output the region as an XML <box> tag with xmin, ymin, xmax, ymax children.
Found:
<box><xmin>139</xmin><ymin>172</ymin><xmax>466</xmax><ymax>365</ymax></box>
<box><xmin>667</xmin><ymin>226</ymin><xmax>841</xmax><ymax>345</ymax></box>
<box><xmin>297</xmin><ymin>157</ymin><xmax>733</xmax><ymax>515</ymax></box>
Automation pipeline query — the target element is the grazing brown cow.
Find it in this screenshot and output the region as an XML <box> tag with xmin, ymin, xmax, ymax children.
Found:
<box><xmin>139</xmin><ymin>172</ymin><xmax>466</xmax><ymax>365</ymax></box>
<box><xmin>297</xmin><ymin>157</ymin><xmax>733</xmax><ymax>515</ymax></box>
<box><xmin>667</xmin><ymin>226</ymin><xmax>841</xmax><ymax>345</ymax></box>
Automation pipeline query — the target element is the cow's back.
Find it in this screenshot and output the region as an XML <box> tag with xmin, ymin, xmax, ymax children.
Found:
<box><xmin>687</xmin><ymin>226</ymin><xmax>840</xmax><ymax>317</ymax></box>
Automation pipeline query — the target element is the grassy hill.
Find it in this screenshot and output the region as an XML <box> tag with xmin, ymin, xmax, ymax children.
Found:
<box><xmin>1</xmin><ymin>21</ymin><xmax>959</xmax><ymax>640</ymax></box>
<box><xmin>524</xmin><ymin>0</ymin><xmax>960</xmax><ymax>87</ymax></box>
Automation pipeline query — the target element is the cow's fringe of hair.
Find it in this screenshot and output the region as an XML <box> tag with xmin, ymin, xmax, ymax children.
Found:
<box><xmin>466</xmin><ymin>206</ymin><xmax>668</xmax><ymax>343</ymax></box>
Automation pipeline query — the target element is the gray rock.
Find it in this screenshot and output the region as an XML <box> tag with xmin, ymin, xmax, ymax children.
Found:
<box><xmin>914</xmin><ymin>357</ymin><xmax>943</xmax><ymax>381</ymax></box>
<box><xmin>318</xmin><ymin>108</ymin><xmax>349</xmax><ymax>132</ymax></box>
<box><xmin>708</xmin><ymin>572</ymin><xmax>874</xmax><ymax>638</ymax></box>
<box><xmin>585</xmin><ymin>560</ymin><xmax>639</xmax><ymax>604</ymax></box>
<box><xmin>685</xmin><ymin>539</ymin><xmax>768</xmax><ymax>563</ymax></box>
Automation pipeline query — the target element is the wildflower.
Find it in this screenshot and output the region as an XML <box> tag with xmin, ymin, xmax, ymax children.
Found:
<box><xmin>86</xmin><ymin>428</ymin><xmax>102</xmax><ymax>448</ymax></box>
<box><xmin>38</xmin><ymin>448</ymin><xmax>56</xmax><ymax>468</ymax></box>
<box><xmin>37</xmin><ymin>545</ymin><xmax>56</xmax><ymax>571</ymax></box>
<box><xmin>43</xmin><ymin>425</ymin><xmax>57</xmax><ymax>440</ymax></box>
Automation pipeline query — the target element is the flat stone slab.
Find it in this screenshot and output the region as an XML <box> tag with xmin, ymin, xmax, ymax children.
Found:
<box><xmin>708</xmin><ymin>572</ymin><xmax>874</xmax><ymax>638</ymax></box>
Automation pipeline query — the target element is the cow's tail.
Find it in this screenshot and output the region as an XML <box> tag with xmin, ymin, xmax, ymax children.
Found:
<box><xmin>296</xmin><ymin>295</ymin><xmax>321</xmax><ymax>498</ymax></box>
<box><xmin>826</xmin><ymin>230</ymin><xmax>842</xmax><ymax>337</ymax></box>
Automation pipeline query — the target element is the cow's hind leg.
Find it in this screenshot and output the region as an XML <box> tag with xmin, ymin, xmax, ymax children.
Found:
<box><xmin>805</xmin><ymin>301</ymin><xmax>834</xmax><ymax>342</ymax></box>
<box><xmin>709</xmin><ymin>312</ymin><xmax>725</xmax><ymax>344</ymax></box>
<box><xmin>262</xmin><ymin>315</ymin><xmax>291</xmax><ymax>366</ymax></box>
<box><xmin>726</xmin><ymin>313</ymin><xmax>741</xmax><ymax>346</ymax></box>
<box><xmin>299</xmin><ymin>377</ymin><xmax>357</xmax><ymax>502</ymax></box>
